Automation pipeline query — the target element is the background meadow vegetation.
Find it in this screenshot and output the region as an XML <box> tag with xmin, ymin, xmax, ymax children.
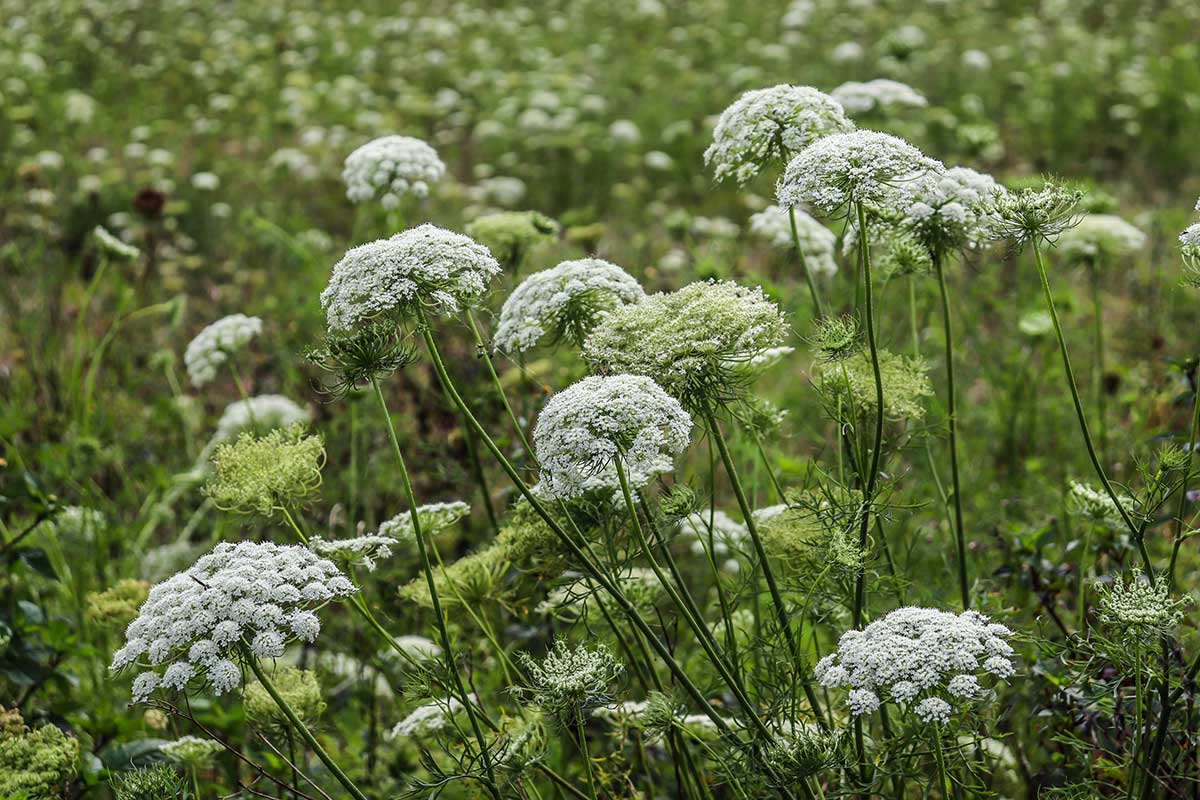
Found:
<box><xmin>4</xmin><ymin>0</ymin><xmax>1200</xmax><ymax>798</ymax></box>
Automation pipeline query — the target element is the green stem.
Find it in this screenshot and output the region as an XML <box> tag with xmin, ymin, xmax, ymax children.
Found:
<box><xmin>933</xmin><ymin>249</ymin><xmax>969</xmax><ymax>610</ymax></box>
<box><xmin>704</xmin><ymin>409</ymin><xmax>827</xmax><ymax>730</ymax></box>
<box><xmin>1090</xmin><ymin>260</ymin><xmax>1107</xmax><ymax>459</ymax></box>
<box><xmin>789</xmin><ymin>206</ymin><xmax>826</xmax><ymax>319</ymax></box>
<box><xmin>1031</xmin><ymin>240</ymin><xmax>1147</xmax><ymax>578</ymax></box>
<box><xmin>1168</xmin><ymin>373</ymin><xmax>1200</xmax><ymax>586</ymax></box>
<box><xmin>466</xmin><ymin>309</ymin><xmax>536</xmax><ymax>463</ymax></box>
<box><xmin>246</xmin><ymin>658</ymin><xmax>369</xmax><ymax>800</ymax></box>
<box><xmin>369</xmin><ymin>377</ymin><xmax>502</xmax><ymax>800</ymax></box>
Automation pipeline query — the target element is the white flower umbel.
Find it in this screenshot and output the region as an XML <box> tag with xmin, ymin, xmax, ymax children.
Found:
<box><xmin>749</xmin><ymin>205</ymin><xmax>837</xmax><ymax>277</ymax></box>
<box><xmin>777</xmin><ymin>130</ymin><xmax>943</xmax><ymax>214</ymax></box>
<box><xmin>212</xmin><ymin>395</ymin><xmax>310</xmax><ymax>443</ymax></box>
<box><xmin>1179</xmin><ymin>223</ymin><xmax>1200</xmax><ymax>251</ymax></box>
<box><xmin>184</xmin><ymin>314</ymin><xmax>263</xmax><ymax>388</ymax></box>
<box><xmin>309</xmin><ymin>535</ymin><xmax>399</xmax><ymax>572</ymax></box>
<box><xmin>831</xmin><ymin>79</ymin><xmax>928</xmax><ymax>115</ymax></box>
<box><xmin>815</xmin><ymin>607</ymin><xmax>1015</xmax><ymax>726</ymax></box>
<box><xmin>492</xmin><ymin>258</ymin><xmax>645</xmax><ymax>354</ymax></box>
<box><xmin>342</xmin><ymin>135</ymin><xmax>445</xmax><ymax>207</ymax></box>
<box><xmin>388</xmin><ymin>694</ymin><xmax>473</xmax><ymax>739</ymax></box>
<box><xmin>92</xmin><ymin>225</ymin><xmax>140</xmax><ymax>260</ymax></box>
<box><xmin>533</xmin><ymin>375</ymin><xmax>692</xmax><ymax>500</ymax></box>
<box><xmin>320</xmin><ymin>225</ymin><xmax>501</xmax><ymax>331</ymax></box>
<box><xmin>110</xmin><ymin>541</ymin><xmax>357</xmax><ymax>702</ymax></box>
<box><xmin>704</xmin><ymin>85</ymin><xmax>854</xmax><ymax>185</ymax></box>
<box><xmin>377</xmin><ymin>501</ymin><xmax>471</xmax><ymax>543</ymax></box>
<box><xmin>1057</xmin><ymin>214</ymin><xmax>1147</xmax><ymax>263</ymax></box>
<box><xmin>903</xmin><ymin>167</ymin><xmax>1005</xmax><ymax>252</ymax></box>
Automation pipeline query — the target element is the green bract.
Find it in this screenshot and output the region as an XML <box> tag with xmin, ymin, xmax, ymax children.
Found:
<box><xmin>205</xmin><ymin>426</ymin><xmax>324</xmax><ymax>516</ymax></box>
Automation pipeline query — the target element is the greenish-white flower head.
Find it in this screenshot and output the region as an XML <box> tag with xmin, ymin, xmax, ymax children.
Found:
<box><xmin>760</xmin><ymin>723</ymin><xmax>846</xmax><ymax>788</ymax></box>
<box><xmin>86</xmin><ymin>579</ymin><xmax>150</xmax><ymax>626</ymax></box>
<box><xmin>533</xmin><ymin>375</ymin><xmax>691</xmax><ymax>500</ymax></box>
<box><xmin>0</xmin><ymin>710</ymin><xmax>79</xmax><ymax>799</ymax></box>
<box><xmin>160</xmin><ymin>735</ymin><xmax>223</xmax><ymax>768</ymax></box>
<box><xmin>112</xmin><ymin>764</ymin><xmax>185</xmax><ymax>800</ymax></box>
<box><xmin>184</xmin><ymin>313</ymin><xmax>263</xmax><ymax>388</ymax></box>
<box><xmin>243</xmin><ymin>667</ymin><xmax>325</xmax><ymax>728</ymax></box>
<box><xmin>204</xmin><ymin>426</ymin><xmax>324</xmax><ymax>517</ymax></box>
<box><xmin>1098</xmin><ymin>570</ymin><xmax>1190</xmax><ymax>645</ymax></box>
<box><xmin>493</xmin><ymin>258</ymin><xmax>645</xmax><ymax>354</ymax></box>
<box><xmin>388</xmin><ymin>695</ymin><xmax>474</xmax><ymax>739</ymax></box>
<box><xmin>463</xmin><ymin>210</ymin><xmax>560</xmax><ymax>267</ymax></box>
<box><xmin>377</xmin><ymin>500</ymin><xmax>471</xmax><ymax>541</ymax></box>
<box><xmin>982</xmin><ymin>181</ymin><xmax>1084</xmax><ymax>245</ymax></box>
<box><xmin>212</xmin><ymin>394</ymin><xmax>310</xmax><ymax>443</ymax></box>
<box><xmin>92</xmin><ymin>225</ymin><xmax>140</xmax><ymax>260</ymax></box>
<box><xmin>748</xmin><ymin>205</ymin><xmax>837</xmax><ymax>277</ymax></box>
<box><xmin>903</xmin><ymin>167</ymin><xmax>1006</xmax><ymax>252</ymax></box>
<box><xmin>816</xmin><ymin>607</ymin><xmax>1014</xmax><ymax>725</ymax></box>
<box><xmin>110</xmin><ymin>541</ymin><xmax>356</xmax><ymax>703</ymax></box>
<box><xmin>320</xmin><ymin>225</ymin><xmax>501</xmax><ymax>331</ymax></box>
<box><xmin>1057</xmin><ymin>214</ymin><xmax>1147</xmax><ymax>264</ymax></box>
<box><xmin>309</xmin><ymin>534</ymin><xmax>399</xmax><ymax>572</ymax></box>
<box><xmin>49</xmin><ymin>505</ymin><xmax>106</xmax><ymax>541</ymax></box>
<box><xmin>818</xmin><ymin>349</ymin><xmax>933</xmax><ymax>420</ymax></box>
<box><xmin>705</xmin><ymin>85</ymin><xmax>854</xmax><ymax>185</ymax></box>
<box><xmin>583</xmin><ymin>280</ymin><xmax>788</xmax><ymax>409</ymax></box>
<box><xmin>1017</xmin><ymin>310</ymin><xmax>1053</xmax><ymax>338</ymax></box>
<box><xmin>517</xmin><ymin>641</ymin><xmax>624</xmax><ymax>722</ymax></box>
<box><xmin>831</xmin><ymin>78</ymin><xmax>927</xmax><ymax>115</ymax></box>
<box><xmin>810</xmin><ymin>315</ymin><xmax>862</xmax><ymax>362</ymax></box>
<box><xmin>1179</xmin><ymin>222</ymin><xmax>1200</xmax><ymax>274</ymax></box>
<box><xmin>1066</xmin><ymin>480</ymin><xmax>1128</xmax><ymax>532</ymax></box>
<box><xmin>777</xmin><ymin>130</ymin><xmax>943</xmax><ymax>214</ymax></box>
<box><xmin>342</xmin><ymin>135</ymin><xmax>444</xmax><ymax>207</ymax></box>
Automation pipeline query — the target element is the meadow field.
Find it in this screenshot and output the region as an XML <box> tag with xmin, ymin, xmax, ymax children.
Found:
<box><xmin>5</xmin><ymin>1</ymin><xmax>1200</xmax><ymax>797</ymax></box>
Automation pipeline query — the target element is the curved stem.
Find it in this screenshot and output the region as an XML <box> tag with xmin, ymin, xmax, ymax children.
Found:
<box><xmin>246</xmin><ymin>657</ymin><xmax>369</xmax><ymax>800</ymax></box>
<box><xmin>466</xmin><ymin>309</ymin><xmax>536</xmax><ymax>464</ymax></box>
<box><xmin>1031</xmin><ymin>240</ymin><xmax>1148</xmax><ymax>578</ymax></box>
<box><xmin>788</xmin><ymin>206</ymin><xmax>826</xmax><ymax>319</ymax></box>
<box><xmin>1168</xmin><ymin>373</ymin><xmax>1200</xmax><ymax>586</ymax></box>
<box><xmin>933</xmin><ymin>250</ymin><xmax>969</xmax><ymax>609</ymax></box>
<box><xmin>369</xmin><ymin>377</ymin><xmax>502</xmax><ymax>799</ymax></box>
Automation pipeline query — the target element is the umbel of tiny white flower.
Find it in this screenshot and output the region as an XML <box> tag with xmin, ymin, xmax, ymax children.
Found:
<box><xmin>516</xmin><ymin>640</ymin><xmax>624</xmax><ymax>722</ymax></box>
<box><xmin>388</xmin><ymin>694</ymin><xmax>475</xmax><ymax>739</ymax></box>
<box><xmin>183</xmin><ymin>313</ymin><xmax>263</xmax><ymax>388</ymax></box>
<box><xmin>815</xmin><ymin>607</ymin><xmax>1015</xmax><ymax>726</ymax></box>
<box><xmin>902</xmin><ymin>166</ymin><xmax>1006</xmax><ymax>253</ymax></box>
<box><xmin>91</xmin><ymin>225</ymin><xmax>140</xmax><ymax>261</ymax></box>
<box><xmin>583</xmin><ymin>280</ymin><xmax>788</xmax><ymax>410</ymax></box>
<box><xmin>377</xmin><ymin>500</ymin><xmax>472</xmax><ymax>542</ymax></box>
<box><xmin>830</xmin><ymin>78</ymin><xmax>928</xmax><ymax>115</ymax></box>
<box><xmin>532</xmin><ymin>374</ymin><xmax>692</xmax><ymax>500</ymax></box>
<box><xmin>160</xmin><ymin>735</ymin><xmax>223</xmax><ymax>768</ymax></box>
<box><xmin>777</xmin><ymin>129</ymin><xmax>944</xmax><ymax>215</ymax></box>
<box><xmin>1066</xmin><ymin>480</ymin><xmax>1131</xmax><ymax>532</ymax></box>
<box><xmin>211</xmin><ymin>394</ymin><xmax>310</xmax><ymax>444</ymax></box>
<box><xmin>320</xmin><ymin>224</ymin><xmax>502</xmax><ymax>332</ymax></box>
<box><xmin>748</xmin><ymin>205</ymin><xmax>838</xmax><ymax>277</ymax></box>
<box><xmin>704</xmin><ymin>84</ymin><xmax>854</xmax><ymax>185</ymax></box>
<box><xmin>1056</xmin><ymin>214</ymin><xmax>1147</xmax><ymax>264</ymax></box>
<box><xmin>492</xmin><ymin>258</ymin><xmax>645</xmax><ymax>354</ymax></box>
<box><xmin>818</xmin><ymin>348</ymin><xmax>933</xmax><ymax>420</ymax></box>
<box><xmin>342</xmin><ymin>135</ymin><xmax>445</xmax><ymax>207</ymax></box>
<box><xmin>110</xmin><ymin>541</ymin><xmax>357</xmax><ymax>703</ymax></box>
<box><xmin>309</xmin><ymin>534</ymin><xmax>400</xmax><ymax>573</ymax></box>
<box><xmin>463</xmin><ymin>210</ymin><xmax>560</xmax><ymax>269</ymax></box>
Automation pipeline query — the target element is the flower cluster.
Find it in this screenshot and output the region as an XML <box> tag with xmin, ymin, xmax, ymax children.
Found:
<box><xmin>818</xmin><ymin>349</ymin><xmax>933</xmax><ymax>420</ymax></box>
<box><xmin>1098</xmin><ymin>570</ymin><xmax>1191</xmax><ymax>644</ymax></box>
<box><xmin>184</xmin><ymin>314</ymin><xmax>263</xmax><ymax>388</ymax></box>
<box><xmin>463</xmin><ymin>210</ymin><xmax>560</xmax><ymax>267</ymax></box>
<box><xmin>0</xmin><ymin>708</ymin><xmax>79</xmax><ymax>799</ymax></box>
<box><xmin>1056</xmin><ymin>214</ymin><xmax>1147</xmax><ymax>263</ymax></box>
<box><xmin>583</xmin><ymin>280</ymin><xmax>788</xmax><ymax>409</ymax></box>
<box><xmin>704</xmin><ymin>85</ymin><xmax>854</xmax><ymax>185</ymax></box>
<box><xmin>320</xmin><ymin>225</ymin><xmax>502</xmax><ymax>330</ymax></box>
<box><xmin>517</xmin><ymin>641</ymin><xmax>624</xmax><ymax>721</ymax></box>
<box><xmin>533</xmin><ymin>375</ymin><xmax>692</xmax><ymax>500</ymax></box>
<box><xmin>493</xmin><ymin>258</ymin><xmax>645</xmax><ymax>353</ymax></box>
<box><xmin>388</xmin><ymin>695</ymin><xmax>473</xmax><ymax>739</ymax></box>
<box><xmin>1179</xmin><ymin>199</ymin><xmax>1200</xmax><ymax>272</ymax></box>
<box><xmin>830</xmin><ymin>79</ymin><xmax>928</xmax><ymax>115</ymax></box>
<box><xmin>1066</xmin><ymin>480</ymin><xmax>1129</xmax><ymax>531</ymax></box>
<box><xmin>160</xmin><ymin>736</ymin><xmax>223</xmax><ymax>767</ymax></box>
<box><xmin>777</xmin><ymin>130</ymin><xmax>943</xmax><ymax>214</ymax></box>
<box><xmin>111</xmin><ymin>541</ymin><xmax>357</xmax><ymax>702</ymax></box>
<box><xmin>244</xmin><ymin>667</ymin><xmax>326</xmax><ymax>727</ymax></box>
<box><xmin>86</xmin><ymin>579</ymin><xmax>150</xmax><ymax>626</ymax></box>
<box><xmin>982</xmin><ymin>182</ymin><xmax>1083</xmax><ymax>244</ymax></box>
<box><xmin>212</xmin><ymin>395</ymin><xmax>310</xmax><ymax>443</ymax></box>
<box><xmin>815</xmin><ymin>607</ymin><xmax>1015</xmax><ymax>725</ymax></box>
<box><xmin>902</xmin><ymin>167</ymin><xmax>1005</xmax><ymax>252</ymax></box>
<box><xmin>342</xmin><ymin>135</ymin><xmax>444</xmax><ymax>207</ymax></box>
<box><xmin>309</xmin><ymin>534</ymin><xmax>400</xmax><ymax>572</ymax></box>
<box><xmin>748</xmin><ymin>205</ymin><xmax>838</xmax><ymax>277</ymax></box>
<box><xmin>92</xmin><ymin>225</ymin><xmax>140</xmax><ymax>261</ymax></box>
<box><xmin>377</xmin><ymin>500</ymin><xmax>472</xmax><ymax>541</ymax></box>
<box><xmin>204</xmin><ymin>427</ymin><xmax>324</xmax><ymax>516</ymax></box>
